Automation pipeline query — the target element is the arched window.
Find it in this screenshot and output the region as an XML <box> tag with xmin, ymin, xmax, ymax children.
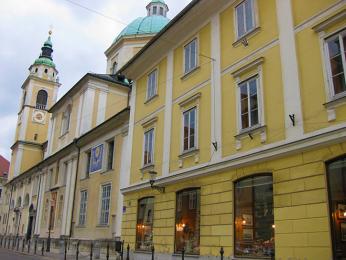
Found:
<box><xmin>16</xmin><ymin>196</ymin><xmax>22</xmax><ymax>208</ymax></box>
<box><xmin>24</xmin><ymin>194</ymin><xmax>30</xmax><ymax>207</ymax></box>
<box><xmin>36</xmin><ymin>90</ymin><xmax>48</xmax><ymax>110</ymax></box>
<box><xmin>61</xmin><ymin>105</ymin><xmax>71</xmax><ymax>135</ymax></box>
<box><xmin>175</xmin><ymin>188</ymin><xmax>200</xmax><ymax>254</ymax></box>
<box><xmin>136</xmin><ymin>197</ymin><xmax>154</xmax><ymax>251</ymax></box>
<box><xmin>234</xmin><ymin>174</ymin><xmax>274</xmax><ymax>258</ymax></box>
<box><xmin>112</xmin><ymin>61</ymin><xmax>118</xmax><ymax>74</ymax></box>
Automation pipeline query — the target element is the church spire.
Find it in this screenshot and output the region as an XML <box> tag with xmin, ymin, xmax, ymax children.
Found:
<box><xmin>33</xmin><ymin>31</ymin><xmax>56</xmax><ymax>68</ymax></box>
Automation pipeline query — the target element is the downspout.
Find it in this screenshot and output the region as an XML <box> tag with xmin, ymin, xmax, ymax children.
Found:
<box><xmin>69</xmin><ymin>139</ymin><xmax>80</xmax><ymax>238</ymax></box>
<box><xmin>5</xmin><ymin>184</ymin><xmax>14</xmax><ymax>235</ymax></box>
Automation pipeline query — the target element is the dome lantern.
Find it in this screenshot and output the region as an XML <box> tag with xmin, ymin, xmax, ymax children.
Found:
<box><xmin>146</xmin><ymin>0</ymin><xmax>169</xmax><ymax>17</ymax></box>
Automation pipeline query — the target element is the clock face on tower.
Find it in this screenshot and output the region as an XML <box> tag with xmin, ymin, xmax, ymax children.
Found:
<box><xmin>32</xmin><ymin>110</ymin><xmax>46</xmax><ymax>124</ymax></box>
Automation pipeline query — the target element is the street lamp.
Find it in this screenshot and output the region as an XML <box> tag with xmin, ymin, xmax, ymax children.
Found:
<box><xmin>148</xmin><ymin>171</ymin><xmax>165</xmax><ymax>193</ymax></box>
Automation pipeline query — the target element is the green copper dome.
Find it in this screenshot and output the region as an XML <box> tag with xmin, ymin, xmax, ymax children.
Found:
<box><xmin>34</xmin><ymin>57</ymin><xmax>56</xmax><ymax>68</ymax></box>
<box><xmin>115</xmin><ymin>15</ymin><xmax>170</xmax><ymax>43</ymax></box>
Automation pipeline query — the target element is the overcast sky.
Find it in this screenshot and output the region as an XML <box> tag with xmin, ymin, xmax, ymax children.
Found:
<box><xmin>0</xmin><ymin>0</ymin><xmax>191</xmax><ymax>161</ymax></box>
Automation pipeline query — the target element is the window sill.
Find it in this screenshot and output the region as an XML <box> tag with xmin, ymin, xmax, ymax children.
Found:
<box><xmin>140</xmin><ymin>164</ymin><xmax>155</xmax><ymax>174</ymax></box>
<box><xmin>235</xmin><ymin>125</ymin><xmax>266</xmax><ymax>140</ymax></box>
<box><xmin>144</xmin><ymin>94</ymin><xmax>158</xmax><ymax>105</ymax></box>
<box><xmin>323</xmin><ymin>93</ymin><xmax>346</xmax><ymax>109</ymax></box>
<box><xmin>179</xmin><ymin>148</ymin><xmax>199</xmax><ymax>159</ymax></box>
<box><xmin>181</xmin><ymin>66</ymin><xmax>201</xmax><ymax>81</ymax></box>
<box><xmin>59</xmin><ymin>131</ymin><xmax>69</xmax><ymax>139</ymax></box>
<box><xmin>75</xmin><ymin>225</ymin><xmax>86</xmax><ymax>229</ymax></box>
<box><xmin>233</xmin><ymin>27</ymin><xmax>261</xmax><ymax>47</ymax></box>
<box><xmin>96</xmin><ymin>224</ymin><xmax>109</xmax><ymax>228</ymax></box>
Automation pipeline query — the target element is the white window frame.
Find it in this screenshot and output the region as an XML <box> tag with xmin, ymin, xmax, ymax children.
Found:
<box><xmin>146</xmin><ymin>69</ymin><xmax>158</xmax><ymax>101</ymax></box>
<box><xmin>78</xmin><ymin>190</ymin><xmax>88</xmax><ymax>226</ymax></box>
<box><xmin>183</xmin><ymin>38</ymin><xmax>198</xmax><ymax>74</ymax></box>
<box><xmin>142</xmin><ymin>128</ymin><xmax>155</xmax><ymax>167</ymax></box>
<box><xmin>323</xmin><ymin>29</ymin><xmax>346</xmax><ymax>99</ymax></box>
<box><xmin>99</xmin><ymin>183</ymin><xmax>111</xmax><ymax>225</ymax></box>
<box><xmin>234</xmin><ymin>0</ymin><xmax>257</xmax><ymax>39</ymax></box>
<box><xmin>236</xmin><ymin>72</ymin><xmax>264</xmax><ymax>133</ymax></box>
<box><xmin>181</xmin><ymin>106</ymin><xmax>199</xmax><ymax>153</ymax></box>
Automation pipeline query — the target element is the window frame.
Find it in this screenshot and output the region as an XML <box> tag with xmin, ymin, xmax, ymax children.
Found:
<box><xmin>36</xmin><ymin>89</ymin><xmax>48</xmax><ymax>110</ymax></box>
<box><xmin>183</xmin><ymin>38</ymin><xmax>199</xmax><ymax>75</ymax></box>
<box><xmin>61</xmin><ymin>105</ymin><xmax>72</xmax><ymax>136</ymax></box>
<box><xmin>181</xmin><ymin>106</ymin><xmax>198</xmax><ymax>153</ymax></box>
<box><xmin>236</xmin><ymin>74</ymin><xmax>264</xmax><ymax>133</ymax></box>
<box><xmin>174</xmin><ymin>188</ymin><xmax>201</xmax><ymax>255</ymax></box>
<box><xmin>135</xmin><ymin>197</ymin><xmax>155</xmax><ymax>251</ymax></box>
<box><xmin>234</xmin><ymin>0</ymin><xmax>257</xmax><ymax>39</ymax></box>
<box><xmin>78</xmin><ymin>190</ymin><xmax>88</xmax><ymax>226</ymax></box>
<box><xmin>323</xmin><ymin>28</ymin><xmax>346</xmax><ymax>99</ymax></box>
<box><xmin>98</xmin><ymin>183</ymin><xmax>112</xmax><ymax>226</ymax></box>
<box><xmin>142</xmin><ymin>128</ymin><xmax>155</xmax><ymax>167</ymax></box>
<box><xmin>233</xmin><ymin>173</ymin><xmax>275</xmax><ymax>258</ymax></box>
<box><xmin>146</xmin><ymin>69</ymin><xmax>158</xmax><ymax>101</ymax></box>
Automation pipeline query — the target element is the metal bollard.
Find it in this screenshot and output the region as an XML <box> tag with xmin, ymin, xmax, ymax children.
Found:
<box><xmin>151</xmin><ymin>245</ymin><xmax>155</xmax><ymax>260</ymax></box>
<box><xmin>181</xmin><ymin>247</ymin><xmax>185</xmax><ymax>260</ymax></box>
<box><xmin>64</xmin><ymin>240</ymin><xmax>67</xmax><ymax>260</ymax></box>
<box><xmin>16</xmin><ymin>238</ymin><xmax>19</xmax><ymax>251</ymax></box>
<box><xmin>126</xmin><ymin>244</ymin><xmax>130</xmax><ymax>260</ymax></box>
<box><xmin>28</xmin><ymin>239</ymin><xmax>31</xmax><ymax>253</ymax></box>
<box><xmin>106</xmin><ymin>242</ymin><xmax>110</xmax><ymax>260</ymax></box>
<box><xmin>120</xmin><ymin>240</ymin><xmax>124</xmax><ymax>260</ymax></box>
<box><xmin>90</xmin><ymin>241</ymin><xmax>93</xmax><ymax>260</ymax></box>
<box><xmin>220</xmin><ymin>247</ymin><xmax>224</xmax><ymax>260</ymax></box>
<box><xmin>34</xmin><ymin>239</ymin><xmax>37</xmax><ymax>254</ymax></box>
<box><xmin>42</xmin><ymin>240</ymin><xmax>45</xmax><ymax>256</ymax></box>
<box><xmin>76</xmin><ymin>241</ymin><xmax>80</xmax><ymax>260</ymax></box>
<box><xmin>22</xmin><ymin>238</ymin><xmax>25</xmax><ymax>252</ymax></box>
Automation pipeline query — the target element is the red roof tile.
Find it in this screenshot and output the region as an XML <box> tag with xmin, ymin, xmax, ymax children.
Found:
<box><xmin>0</xmin><ymin>155</ymin><xmax>10</xmax><ymax>177</ymax></box>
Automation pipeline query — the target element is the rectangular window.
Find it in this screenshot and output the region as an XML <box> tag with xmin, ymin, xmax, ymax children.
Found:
<box><xmin>234</xmin><ymin>175</ymin><xmax>274</xmax><ymax>258</ymax></box>
<box><xmin>325</xmin><ymin>30</ymin><xmax>346</xmax><ymax>96</ymax></box>
<box><xmin>153</xmin><ymin>6</ymin><xmax>157</xmax><ymax>15</ymax></box>
<box><xmin>159</xmin><ymin>7</ymin><xmax>164</xmax><ymax>15</ymax></box>
<box><xmin>236</xmin><ymin>0</ymin><xmax>255</xmax><ymax>38</ymax></box>
<box><xmin>85</xmin><ymin>151</ymin><xmax>91</xmax><ymax>178</ymax></box>
<box><xmin>107</xmin><ymin>140</ymin><xmax>115</xmax><ymax>171</ymax></box>
<box><xmin>239</xmin><ymin>77</ymin><xmax>259</xmax><ymax>130</ymax></box>
<box><xmin>175</xmin><ymin>189</ymin><xmax>200</xmax><ymax>255</ymax></box>
<box><xmin>62</xmin><ymin>162</ymin><xmax>68</xmax><ymax>186</ymax></box>
<box><xmin>184</xmin><ymin>39</ymin><xmax>197</xmax><ymax>74</ymax></box>
<box><xmin>143</xmin><ymin>129</ymin><xmax>154</xmax><ymax>166</ymax></box>
<box><xmin>79</xmin><ymin>190</ymin><xmax>88</xmax><ymax>226</ymax></box>
<box><xmin>326</xmin><ymin>156</ymin><xmax>346</xmax><ymax>258</ymax></box>
<box><xmin>136</xmin><ymin>197</ymin><xmax>154</xmax><ymax>251</ymax></box>
<box><xmin>99</xmin><ymin>184</ymin><xmax>111</xmax><ymax>225</ymax></box>
<box><xmin>183</xmin><ymin>107</ymin><xmax>197</xmax><ymax>151</ymax></box>
<box><xmin>147</xmin><ymin>69</ymin><xmax>157</xmax><ymax>100</ymax></box>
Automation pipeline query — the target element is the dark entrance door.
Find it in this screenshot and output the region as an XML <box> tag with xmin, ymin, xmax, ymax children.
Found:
<box><xmin>326</xmin><ymin>156</ymin><xmax>346</xmax><ymax>260</ymax></box>
<box><xmin>26</xmin><ymin>216</ymin><xmax>33</xmax><ymax>240</ymax></box>
<box><xmin>26</xmin><ymin>204</ymin><xmax>35</xmax><ymax>240</ymax></box>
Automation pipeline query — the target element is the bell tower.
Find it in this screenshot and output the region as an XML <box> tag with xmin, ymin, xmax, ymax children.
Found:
<box><xmin>146</xmin><ymin>0</ymin><xmax>169</xmax><ymax>17</ymax></box>
<box><xmin>8</xmin><ymin>31</ymin><xmax>60</xmax><ymax>180</ymax></box>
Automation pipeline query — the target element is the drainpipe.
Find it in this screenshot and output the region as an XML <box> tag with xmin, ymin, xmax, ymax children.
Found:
<box><xmin>33</xmin><ymin>172</ymin><xmax>42</xmax><ymax>238</ymax></box>
<box><xmin>69</xmin><ymin>139</ymin><xmax>80</xmax><ymax>238</ymax></box>
<box><xmin>5</xmin><ymin>184</ymin><xmax>14</xmax><ymax>235</ymax></box>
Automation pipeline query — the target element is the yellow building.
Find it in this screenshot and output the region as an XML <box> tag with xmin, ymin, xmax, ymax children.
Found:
<box><xmin>119</xmin><ymin>0</ymin><xmax>346</xmax><ymax>259</ymax></box>
<box><xmin>1</xmin><ymin>0</ymin><xmax>346</xmax><ymax>259</ymax></box>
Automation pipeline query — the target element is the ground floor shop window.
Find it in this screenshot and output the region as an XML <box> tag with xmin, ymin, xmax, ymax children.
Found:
<box><xmin>234</xmin><ymin>174</ymin><xmax>274</xmax><ymax>258</ymax></box>
<box><xmin>327</xmin><ymin>156</ymin><xmax>346</xmax><ymax>259</ymax></box>
<box><xmin>175</xmin><ymin>188</ymin><xmax>200</xmax><ymax>255</ymax></box>
<box><xmin>136</xmin><ymin>197</ymin><xmax>154</xmax><ymax>251</ymax></box>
